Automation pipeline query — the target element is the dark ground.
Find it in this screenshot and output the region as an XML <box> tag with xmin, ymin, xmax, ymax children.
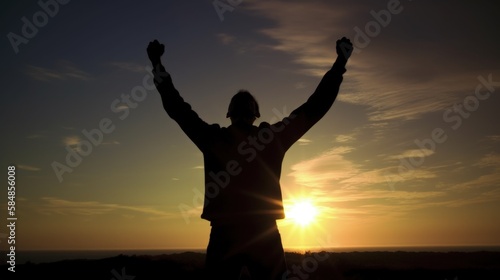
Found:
<box><xmin>2</xmin><ymin>251</ymin><xmax>500</xmax><ymax>279</ymax></box>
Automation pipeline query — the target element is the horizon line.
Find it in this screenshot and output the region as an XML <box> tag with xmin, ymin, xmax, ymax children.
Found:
<box><xmin>12</xmin><ymin>244</ymin><xmax>500</xmax><ymax>252</ymax></box>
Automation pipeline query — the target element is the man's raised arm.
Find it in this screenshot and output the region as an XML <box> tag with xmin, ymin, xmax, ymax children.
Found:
<box><xmin>275</xmin><ymin>37</ymin><xmax>353</xmax><ymax>148</ymax></box>
<box><xmin>303</xmin><ymin>37</ymin><xmax>352</xmax><ymax>120</ymax></box>
<box><xmin>147</xmin><ymin>40</ymin><xmax>212</xmax><ymax>148</ymax></box>
<box><xmin>146</xmin><ymin>40</ymin><xmax>181</xmax><ymax>115</ymax></box>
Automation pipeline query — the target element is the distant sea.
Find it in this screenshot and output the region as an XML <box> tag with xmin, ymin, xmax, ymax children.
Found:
<box><xmin>4</xmin><ymin>245</ymin><xmax>500</xmax><ymax>264</ymax></box>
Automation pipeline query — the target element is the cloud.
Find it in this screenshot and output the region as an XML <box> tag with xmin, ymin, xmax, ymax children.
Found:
<box><xmin>297</xmin><ymin>138</ymin><xmax>312</xmax><ymax>145</ymax></box>
<box><xmin>485</xmin><ymin>135</ymin><xmax>500</xmax><ymax>142</ymax></box>
<box><xmin>216</xmin><ymin>33</ymin><xmax>236</xmax><ymax>45</ymax></box>
<box><xmin>27</xmin><ymin>61</ymin><xmax>90</xmax><ymax>81</ymax></box>
<box><xmin>474</xmin><ymin>153</ymin><xmax>500</xmax><ymax>169</ymax></box>
<box><xmin>335</xmin><ymin>134</ymin><xmax>355</xmax><ymax>143</ymax></box>
<box><xmin>288</xmin><ymin>146</ymin><xmax>358</xmax><ymax>188</ymax></box>
<box><xmin>317</xmin><ymin>189</ymin><xmax>447</xmax><ymax>221</ymax></box>
<box><xmin>26</xmin><ymin>65</ymin><xmax>64</xmax><ymax>81</ymax></box>
<box><xmin>61</xmin><ymin>134</ymin><xmax>118</xmax><ymax>150</ymax></box>
<box><xmin>294</xmin><ymin>82</ymin><xmax>307</xmax><ymax>89</ymax></box>
<box><xmin>245</xmin><ymin>0</ymin><xmax>352</xmax><ymax>74</ymax></box>
<box><xmin>38</xmin><ymin>197</ymin><xmax>176</xmax><ymax>219</ymax></box>
<box><xmin>109</xmin><ymin>62</ymin><xmax>145</xmax><ymax>72</ymax></box>
<box><xmin>327</xmin><ymin>189</ymin><xmax>444</xmax><ymax>203</ymax></box>
<box><xmin>215</xmin><ymin>32</ymin><xmax>266</xmax><ymax>54</ymax></box>
<box><xmin>287</xmin><ymin>145</ymin><xmax>435</xmax><ymax>193</ymax></box>
<box><xmin>387</xmin><ymin>148</ymin><xmax>435</xmax><ymax>160</ymax></box>
<box><xmin>63</xmin><ymin>135</ymin><xmax>82</xmax><ymax>151</ymax></box>
<box><xmin>288</xmin><ymin>142</ymin><xmax>438</xmax><ymax>196</ymax></box>
<box><xmin>18</xmin><ymin>165</ymin><xmax>41</xmax><ymax>171</ymax></box>
<box><xmin>379</xmin><ymin>166</ymin><xmax>437</xmax><ymax>189</ymax></box>
<box><xmin>337</xmin><ymin>71</ymin><xmax>472</xmax><ymax>121</ymax></box>
<box><xmin>244</xmin><ymin>0</ymin><xmax>500</xmax><ymax>122</ymax></box>
<box><xmin>442</xmin><ymin>188</ymin><xmax>500</xmax><ymax>208</ymax></box>
<box><xmin>290</xmin><ymin>142</ymin><xmax>495</xmax><ymax>221</ymax></box>
<box><xmin>114</xmin><ymin>104</ymin><xmax>129</xmax><ymax>111</ymax></box>
<box><xmin>449</xmin><ymin>153</ymin><xmax>500</xmax><ymax>191</ymax></box>
<box><xmin>291</xmin><ymin>186</ymin><xmax>447</xmax><ymax>221</ymax></box>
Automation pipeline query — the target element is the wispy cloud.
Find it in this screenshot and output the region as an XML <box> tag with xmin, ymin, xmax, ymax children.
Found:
<box><xmin>327</xmin><ymin>189</ymin><xmax>444</xmax><ymax>203</ymax></box>
<box><xmin>61</xmin><ymin>135</ymin><xmax>119</xmax><ymax>150</ymax></box>
<box><xmin>216</xmin><ymin>33</ymin><xmax>236</xmax><ymax>45</ymax></box>
<box><xmin>449</xmin><ymin>153</ymin><xmax>500</xmax><ymax>191</ymax></box>
<box><xmin>26</xmin><ymin>65</ymin><xmax>64</xmax><ymax>81</ymax></box>
<box><xmin>485</xmin><ymin>135</ymin><xmax>500</xmax><ymax>142</ymax></box>
<box><xmin>244</xmin><ymin>0</ymin><xmax>360</xmax><ymax>75</ymax></box>
<box><xmin>109</xmin><ymin>62</ymin><xmax>145</xmax><ymax>73</ymax></box>
<box><xmin>335</xmin><ymin>134</ymin><xmax>355</xmax><ymax>143</ymax></box>
<box><xmin>291</xmin><ymin>165</ymin><xmax>498</xmax><ymax>221</ymax></box>
<box><xmin>474</xmin><ymin>153</ymin><xmax>500</xmax><ymax>169</ymax></box>
<box><xmin>244</xmin><ymin>0</ymin><xmax>499</xmax><ymax>122</ymax></box>
<box><xmin>287</xmin><ymin>141</ymin><xmax>447</xmax><ymax>221</ymax></box>
<box><xmin>18</xmin><ymin>164</ymin><xmax>41</xmax><ymax>171</ymax></box>
<box><xmin>387</xmin><ymin>148</ymin><xmax>435</xmax><ymax>160</ymax></box>
<box><xmin>447</xmin><ymin>188</ymin><xmax>500</xmax><ymax>207</ymax></box>
<box><xmin>27</xmin><ymin>61</ymin><xmax>90</xmax><ymax>81</ymax></box>
<box><xmin>294</xmin><ymin>82</ymin><xmax>307</xmax><ymax>90</ymax></box>
<box><xmin>38</xmin><ymin>197</ymin><xmax>176</xmax><ymax>219</ymax></box>
<box><xmin>337</xmin><ymin>73</ymin><xmax>470</xmax><ymax>121</ymax></box>
<box><xmin>63</xmin><ymin>135</ymin><xmax>82</xmax><ymax>151</ymax></box>
<box><xmin>288</xmin><ymin>146</ymin><xmax>358</xmax><ymax>188</ymax></box>
<box><xmin>297</xmin><ymin>138</ymin><xmax>312</xmax><ymax>145</ymax></box>
<box><xmin>215</xmin><ymin>32</ymin><xmax>267</xmax><ymax>54</ymax></box>
<box><xmin>114</xmin><ymin>104</ymin><xmax>129</xmax><ymax>111</ymax></box>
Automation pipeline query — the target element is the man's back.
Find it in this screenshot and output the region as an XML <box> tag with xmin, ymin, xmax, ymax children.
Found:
<box><xmin>200</xmin><ymin>122</ymin><xmax>290</xmax><ymax>222</ymax></box>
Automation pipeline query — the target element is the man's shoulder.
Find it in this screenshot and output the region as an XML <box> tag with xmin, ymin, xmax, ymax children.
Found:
<box><xmin>201</xmin><ymin>123</ymin><xmax>223</xmax><ymax>137</ymax></box>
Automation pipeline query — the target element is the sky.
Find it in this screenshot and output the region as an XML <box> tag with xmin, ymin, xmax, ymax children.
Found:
<box><xmin>0</xmin><ymin>0</ymin><xmax>499</xmax><ymax>252</ymax></box>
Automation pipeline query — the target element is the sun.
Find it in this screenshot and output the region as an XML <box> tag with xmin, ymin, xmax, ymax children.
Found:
<box><xmin>287</xmin><ymin>200</ymin><xmax>318</xmax><ymax>227</ymax></box>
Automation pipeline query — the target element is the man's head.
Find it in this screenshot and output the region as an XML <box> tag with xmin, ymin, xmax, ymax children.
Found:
<box><xmin>227</xmin><ymin>90</ymin><xmax>260</xmax><ymax>125</ymax></box>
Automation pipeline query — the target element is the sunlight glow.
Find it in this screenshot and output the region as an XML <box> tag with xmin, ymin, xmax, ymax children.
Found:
<box><xmin>287</xmin><ymin>200</ymin><xmax>318</xmax><ymax>227</ymax></box>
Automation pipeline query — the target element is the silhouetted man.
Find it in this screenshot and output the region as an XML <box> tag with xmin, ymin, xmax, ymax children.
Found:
<box><xmin>147</xmin><ymin>37</ymin><xmax>352</xmax><ymax>280</ymax></box>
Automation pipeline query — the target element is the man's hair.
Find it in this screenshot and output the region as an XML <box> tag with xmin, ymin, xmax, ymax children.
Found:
<box><xmin>226</xmin><ymin>90</ymin><xmax>261</xmax><ymax>118</ymax></box>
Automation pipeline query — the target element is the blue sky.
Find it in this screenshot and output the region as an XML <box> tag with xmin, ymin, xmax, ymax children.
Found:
<box><xmin>0</xmin><ymin>0</ymin><xmax>499</xmax><ymax>250</ymax></box>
